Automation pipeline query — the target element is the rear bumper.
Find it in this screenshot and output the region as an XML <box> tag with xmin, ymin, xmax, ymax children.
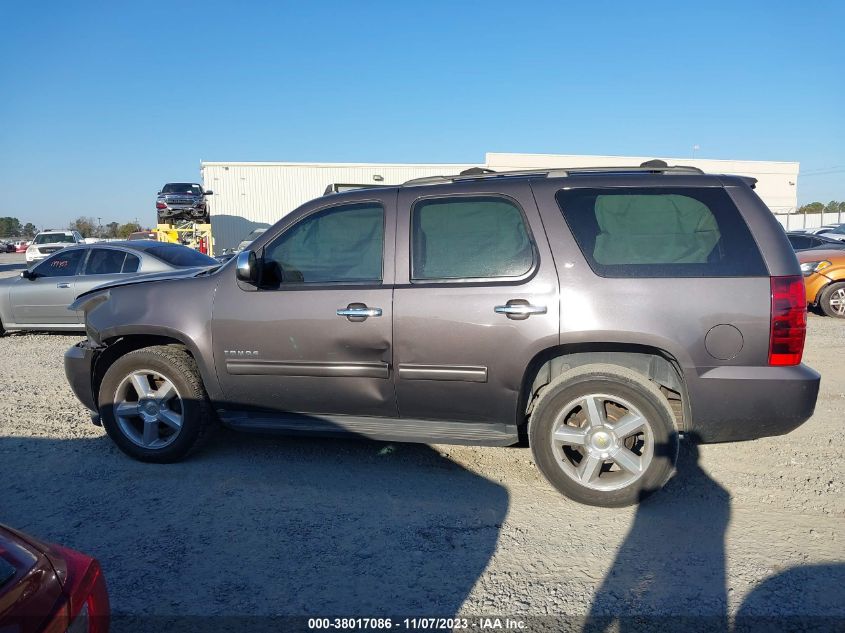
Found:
<box><xmin>64</xmin><ymin>341</ymin><xmax>99</xmax><ymax>414</ymax></box>
<box><xmin>686</xmin><ymin>363</ymin><xmax>820</xmax><ymax>442</ymax></box>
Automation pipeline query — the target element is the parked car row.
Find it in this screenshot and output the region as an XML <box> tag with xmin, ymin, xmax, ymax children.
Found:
<box><xmin>789</xmin><ymin>222</ymin><xmax>845</xmax><ymax>239</ymax></box>
<box><xmin>0</xmin><ymin>240</ymin><xmax>30</xmax><ymax>253</ymax></box>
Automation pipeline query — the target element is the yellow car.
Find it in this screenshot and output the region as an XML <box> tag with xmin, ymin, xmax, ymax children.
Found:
<box><xmin>797</xmin><ymin>247</ymin><xmax>845</xmax><ymax>317</ymax></box>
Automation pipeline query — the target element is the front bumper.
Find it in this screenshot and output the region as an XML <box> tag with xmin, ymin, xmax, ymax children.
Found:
<box><xmin>64</xmin><ymin>341</ymin><xmax>99</xmax><ymax>414</ymax></box>
<box><xmin>804</xmin><ymin>272</ymin><xmax>834</xmax><ymax>305</ymax></box>
<box><xmin>686</xmin><ymin>363</ymin><xmax>821</xmax><ymax>442</ymax></box>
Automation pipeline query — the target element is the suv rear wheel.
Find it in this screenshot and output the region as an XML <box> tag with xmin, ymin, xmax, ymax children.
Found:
<box><xmin>98</xmin><ymin>345</ymin><xmax>214</xmax><ymax>462</ymax></box>
<box><xmin>819</xmin><ymin>282</ymin><xmax>845</xmax><ymax>318</ymax></box>
<box><xmin>528</xmin><ymin>364</ymin><xmax>678</xmax><ymax>507</ymax></box>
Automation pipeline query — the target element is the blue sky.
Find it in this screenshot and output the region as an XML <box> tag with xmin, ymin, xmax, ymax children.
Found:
<box><xmin>1</xmin><ymin>0</ymin><xmax>843</xmax><ymax>229</ymax></box>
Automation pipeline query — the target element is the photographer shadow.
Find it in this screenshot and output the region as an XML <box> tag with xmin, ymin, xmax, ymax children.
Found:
<box><xmin>585</xmin><ymin>437</ymin><xmax>731</xmax><ymax>632</ymax></box>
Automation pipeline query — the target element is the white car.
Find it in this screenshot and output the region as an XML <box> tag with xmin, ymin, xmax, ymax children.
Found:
<box><xmin>25</xmin><ymin>230</ymin><xmax>83</xmax><ymax>265</ymax></box>
<box><xmin>817</xmin><ymin>224</ymin><xmax>845</xmax><ymax>242</ymax></box>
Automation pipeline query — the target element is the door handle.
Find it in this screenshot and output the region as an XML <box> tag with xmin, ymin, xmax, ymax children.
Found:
<box><xmin>56</xmin><ymin>283</ymin><xmax>71</xmax><ymax>289</ymax></box>
<box><xmin>337</xmin><ymin>303</ymin><xmax>382</xmax><ymax>321</ymax></box>
<box><xmin>494</xmin><ymin>300</ymin><xmax>547</xmax><ymax>320</ymax></box>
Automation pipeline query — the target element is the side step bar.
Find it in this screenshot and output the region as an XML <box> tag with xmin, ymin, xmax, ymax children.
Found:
<box><xmin>218</xmin><ymin>411</ymin><xmax>519</xmax><ymax>447</ymax></box>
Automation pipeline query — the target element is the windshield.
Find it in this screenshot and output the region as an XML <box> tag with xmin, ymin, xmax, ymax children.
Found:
<box><xmin>147</xmin><ymin>245</ymin><xmax>217</xmax><ymax>267</ymax></box>
<box><xmin>34</xmin><ymin>233</ymin><xmax>75</xmax><ymax>244</ymax></box>
<box><xmin>161</xmin><ymin>183</ymin><xmax>203</xmax><ymax>195</ymax></box>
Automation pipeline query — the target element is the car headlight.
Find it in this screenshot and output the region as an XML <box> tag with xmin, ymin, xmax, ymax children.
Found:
<box><xmin>26</xmin><ymin>245</ymin><xmax>36</xmax><ymax>253</ymax></box>
<box><xmin>800</xmin><ymin>260</ymin><xmax>832</xmax><ymax>277</ymax></box>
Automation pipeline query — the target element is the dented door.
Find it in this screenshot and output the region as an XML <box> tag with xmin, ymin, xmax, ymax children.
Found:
<box><xmin>211</xmin><ymin>193</ymin><xmax>397</xmax><ymax>418</ymax></box>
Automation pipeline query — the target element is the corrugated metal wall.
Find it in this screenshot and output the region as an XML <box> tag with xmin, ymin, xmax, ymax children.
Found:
<box><xmin>202</xmin><ymin>162</ymin><xmax>476</xmax><ymax>251</ymax></box>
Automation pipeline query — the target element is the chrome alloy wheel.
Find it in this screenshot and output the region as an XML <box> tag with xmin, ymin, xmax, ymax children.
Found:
<box><xmin>828</xmin><ymin>287</ymin><xmax>845</xmax><ymax>316</ymax></box>
<box><xmin>113</xmin><ymin>370</ymin><xmax>184</xmax><ymax>449</ymax></box>
<box><xmin>550</xmin><ymin>393</ymin><xmax>654</xmax><ymax>491</ymax></box>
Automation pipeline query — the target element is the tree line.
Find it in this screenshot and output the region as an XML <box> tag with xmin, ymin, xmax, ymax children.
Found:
<box><xmin>0</xmin><ymin>216</ymin><xmax>144</xmax><ymax>239</ymax></box>
<box><xmin>0</xmin><ymin>217</ymin><xmax>37</xmax><ymax>238</ymax></box>
<box><xmin>797</xmin><ymin>200</ymin><xmax>845</xmax><ymax>214</ymax></box>
<box><xmin>67</xmin><ymin>216</ymin><xmax>143</xmax><ymax>239</ymax></box>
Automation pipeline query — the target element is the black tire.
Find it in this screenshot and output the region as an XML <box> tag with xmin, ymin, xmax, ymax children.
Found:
<box><xmin>98</xmin><ymin>345</ymin><xmax>215</xmax><ymax>462</ymax></box>
<box><xmin>819</xmin><ymin>282</ymin><xmax>845</xmax><ymax>318</ymax></box>
<box><xmin>528</xmin><ymin>364</ymin><xmax>678</xmax><ymax>507</ymax></box>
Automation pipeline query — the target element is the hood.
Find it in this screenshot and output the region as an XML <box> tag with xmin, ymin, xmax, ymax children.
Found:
<box><xmin>796</xmin><ymin>248</ymin><xmax>845</xmax><ymax>263</ymax></box>
<box><xmin>70</xmin><ymin>266</ymin><xmax>216</xmax><ymax>310</ymax></box>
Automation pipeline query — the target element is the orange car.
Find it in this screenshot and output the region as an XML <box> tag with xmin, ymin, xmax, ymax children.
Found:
<box><xmin>797</xmin><ymin>247</ymin><xmax>845</xmax><ymax>317</ymax></box>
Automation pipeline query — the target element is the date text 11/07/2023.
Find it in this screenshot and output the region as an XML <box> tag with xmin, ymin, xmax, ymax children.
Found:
<box><xmin>307</xmin><ymin>617</ymin><xmax>527</xmax><ymax>630</ymax></box>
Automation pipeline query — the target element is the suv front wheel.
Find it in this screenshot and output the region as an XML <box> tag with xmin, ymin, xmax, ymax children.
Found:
<box><xmin>98</xmin><ymin>345</ymin><xmax>214</xmax><ymax>462</ymax></box>
<box><xmin>528</xmin><ymin>364</ymin><xmax>678</xmax><ymax>507</ymax></box>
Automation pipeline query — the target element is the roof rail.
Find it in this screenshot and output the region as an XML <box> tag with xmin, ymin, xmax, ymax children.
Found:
<box><xmin>323</xmin><ymin>183</ymin><xmax>391</xmax><ymax>195</ymax></box>
<box><xmin>401</xmin><ymin>164</ymin><xmax>705</xmax><ymax>187</ymax></box>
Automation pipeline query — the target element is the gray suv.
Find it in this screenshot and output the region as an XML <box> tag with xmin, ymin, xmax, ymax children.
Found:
<box><xmin>65</xmin><ymin>165</ymin><xmax>820</xmax><ymax>507</ymax></box>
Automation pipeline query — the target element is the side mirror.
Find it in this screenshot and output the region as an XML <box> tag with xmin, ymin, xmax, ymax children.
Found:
<box><xmin>235</xmin><ymin>250</ymin><xmax>258</xmax><ymax>283</ymax></box>
<box><xmin>156</xmin><ymin>191</ymin><xmax>161</xmax><ymax>195</ymax></box>
<box><xmin>204</xmin><ymin>190</ymin><xmax>213</xmax><ymax>195</ymax></box>
<box><xmin>21</xmin><ymin>270</ymin><xmax>38</xmax><ymax>280</ymax></box>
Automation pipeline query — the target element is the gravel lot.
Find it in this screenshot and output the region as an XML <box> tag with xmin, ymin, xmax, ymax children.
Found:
<box><xmin>0</xmin><ymin>251</ymin><xmax>842</xmax><ymax>630</ymax></box>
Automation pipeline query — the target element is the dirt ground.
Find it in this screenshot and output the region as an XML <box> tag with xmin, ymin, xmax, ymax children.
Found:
<box><xmin>0</xmin><ymin>252</ymin><xmax>842</xmax><ymax>630</ymax></box>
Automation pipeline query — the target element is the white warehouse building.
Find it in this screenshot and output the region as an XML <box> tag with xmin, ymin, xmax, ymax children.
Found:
<box><xmin>201</xmin><ymin>152</ymin><xmax>799</xmax><ymax>251</ymax></box>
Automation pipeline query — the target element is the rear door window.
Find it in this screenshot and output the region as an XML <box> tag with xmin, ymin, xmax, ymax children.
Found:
<box><xmin>83</xmin><ymin>248</ymin><xmax>127</xmax><ymax>275</ymax></box>
<box><xmin>411</xmin><ymin>196</ymin><xmax>534</xmax><ymax>280</ymax></box>
<box><xmin>555</xmin><ymin>187</ymin><xmax>768</xmax><ymax>278</ymax></box>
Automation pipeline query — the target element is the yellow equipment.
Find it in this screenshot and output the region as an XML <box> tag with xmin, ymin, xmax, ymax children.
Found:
<box><xmin>154</xmin><ymin>220</ymin><xmax>214</xmax><ymax>256</ymax></box>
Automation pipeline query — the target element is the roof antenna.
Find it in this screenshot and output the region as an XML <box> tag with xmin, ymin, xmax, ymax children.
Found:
<box><xmin>640</xmin><ymin>159</ymin><xmax>668</xmax><ymax>168</ymax></box>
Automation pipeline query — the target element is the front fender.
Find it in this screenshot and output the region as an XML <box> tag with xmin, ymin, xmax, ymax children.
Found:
<box><xmin>85</xmin><ymin>275</ymin><xmax>223</xmax><ymax>400</ymax></box>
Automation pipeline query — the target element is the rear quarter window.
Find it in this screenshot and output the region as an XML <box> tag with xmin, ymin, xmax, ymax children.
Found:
<box><xmin>147</xmin><ymin>246</ymin><xmax>217</xmax><ymax>267</ymax></box>
<box><xmin>555</xmin><ymin>187</ymin><xmax>768</xmax><ymax>278</ymax></box>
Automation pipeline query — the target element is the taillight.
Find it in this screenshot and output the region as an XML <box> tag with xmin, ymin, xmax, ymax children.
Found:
<box><xmin>769</xmin><ymin>275</ymin><xmax>807</xmax><ymax>366</ymax></box>
<box><xmin>155</xmin><ymin>201</ymin><xmax>167</xmax><ymax>209</ymax></box>
<box><xmin>42</xmin><ymin>544</ymin><xmax>110</xmax><ymax>633</ymax></box>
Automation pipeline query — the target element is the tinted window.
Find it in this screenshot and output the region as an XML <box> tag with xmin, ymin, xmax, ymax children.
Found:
<box><xmin>555</xmin><ymin>187</ymin><xmax>768</xmax><ymax>278</ymax></box>
<box><xmin>123</xmin><ymin>253</ymin><xmax>140</xmax><ymax>273</ymax></box>
<box><xmin>34</xmin><ymin>249</ymin><xmax>86</xmax><ymax>277</ymax></box>
<box><xmin>787</xmin><ymin>235</ymin><xmax>811</xmax><ymax>250</ymax></box>
<box><xmin>161</xmin><ymin>183</ymin><xmax>202</xmax><ymax>194</ymax></box>
<box><xmin>147</xmin><ymin>246</ymin><xmax>216</xmax><ymax>267</ymax></box>
<box><xmin>34</xmin><ymin>233</ymin><xmax>75</xmax><ymax>244</ymax></box>
<box><xmin>411</xmin><ymin>197</ymin><xmax>533</xmax><ymax>280</ymax></box>
<box><xmin>84</xmin><ymin>248</ymin><xmax>126</xmax><ymax>275</ymax></box>
<box><xmin>264</xmin><ymin>203</ymin><xmax>384</xmax><ymax>284</ymax></box>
